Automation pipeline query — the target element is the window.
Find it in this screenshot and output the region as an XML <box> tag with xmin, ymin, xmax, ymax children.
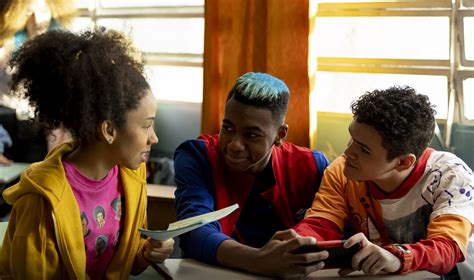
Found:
<box><xmin>311</xmin><ymin>0</ymin><xmax>474</xmax><ymax>150</ymax></box>
<box><xmin>465</xmin><ymin>17</ymin><xmax>474</xmax><ymax>61</ymax></box>
<box><xmin>314</xmin><ymin>72</ymin><xmax>448</xmax><ymax>116</ymax></box>
<box><xmin>72</xmin><ymin>0</ymin><xmax>204</xmax><ymax>103</ymax></box>
<box><xmin>464</xmin><ymin>78</ymin><xmax>474</xmax><ymax>119</ymax></box>
<box><xmin>314</xmin><ymin>17</ymin><xmax>449</xmax><ymax>60</ymax></box>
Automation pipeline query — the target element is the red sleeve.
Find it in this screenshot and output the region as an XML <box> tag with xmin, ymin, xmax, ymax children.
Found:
<box><xmin>293</xmin><ymin>217</ymin><xmax>343</xmax><ymax>241</ymax></box>
<box><xmin>297</xmin><ymin>219</ymin><xmax>464</xmax><ymax>275</ymax></box>
<box><xmin>385</xmin><ymin>236</ymin><xmax>464</xmax><ymax>275</ymax></box>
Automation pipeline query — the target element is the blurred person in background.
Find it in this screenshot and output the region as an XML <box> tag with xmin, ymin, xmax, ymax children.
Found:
<box><xmin>0</xmin><ymin>124</ymin><xmax>12</xmax><ymax>164</ymax></box>
<box><xmin>0</xmin><ymin>0</ymin><xmax>76</xmax><ymax>152</ymax></box>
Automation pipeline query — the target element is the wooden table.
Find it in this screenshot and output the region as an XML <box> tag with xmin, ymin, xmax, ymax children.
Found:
<box><xmin>131</xmin><ymin>259</ymin><xmax>440</xmax><ymax>280</ymax></box>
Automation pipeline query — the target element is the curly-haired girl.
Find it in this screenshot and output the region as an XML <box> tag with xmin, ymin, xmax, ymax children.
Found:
<box><xmin>0</xmin><ymin>29</ymin><xmax>174</xmax><ymax>279</ymax></box>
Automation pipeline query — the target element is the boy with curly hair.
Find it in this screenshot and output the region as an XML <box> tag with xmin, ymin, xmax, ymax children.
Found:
<box><xmin>294</xmin><ymin>86</ymin><xmax>473</xmax><ymax>278</ymax></box>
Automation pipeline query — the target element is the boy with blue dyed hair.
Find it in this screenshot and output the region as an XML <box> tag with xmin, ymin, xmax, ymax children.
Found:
<box><xmin>174</xmin><ymin>72</ymin><xmax>330</xmax><ymax>278</ymax></box>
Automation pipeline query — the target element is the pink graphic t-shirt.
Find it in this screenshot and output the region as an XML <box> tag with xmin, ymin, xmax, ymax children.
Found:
<box><xmin>63</xmin><ymin>160</ymin><xmax>123</xmax><ymax>280</ymax></box>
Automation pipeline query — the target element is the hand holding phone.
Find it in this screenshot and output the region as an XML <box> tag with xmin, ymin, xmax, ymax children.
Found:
<box><xmin>293</xmin><ymin>240</ymin><xmax>361</xmax><ymax>268</ymax></box>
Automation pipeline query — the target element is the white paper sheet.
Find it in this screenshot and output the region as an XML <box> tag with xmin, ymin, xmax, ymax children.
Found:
<box><xmin>139</xmin><ymin>203</ymin><xmax>239</xmax><ymax>240</ymax></box>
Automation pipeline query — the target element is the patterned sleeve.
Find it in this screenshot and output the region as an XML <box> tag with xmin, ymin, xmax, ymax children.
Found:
<box><xmin>423</xmin><ymin>153</ymin><xmax>474</xmax><ymax>253</ymax></box>
<box><xmin>427</xmin><ymin>153</ymin><xmax>474</xmax><ymax>223</ymax></box>
<box><xmin>408</xmin><ymin>153</ymin><xmax>474</xmax><ymax>275</ymax></box>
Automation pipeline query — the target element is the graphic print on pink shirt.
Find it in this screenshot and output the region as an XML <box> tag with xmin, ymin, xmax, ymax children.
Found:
<box><xmin>111</xmin><ymin>196</ymin><xmax>122</xmax><ymax>220</ymax></box>
<box><xmin>93</xmin><ymin>205</ymin><xmax>106</xmax><ymax>229</ymax></box>
<box><xmin>95</xmin><ymin>235</ymin><xmax>108</xmax><ymax>257</ymax></box>
<box><xmin>80</xmin><ymin>212</ymin><xmax>92</xmax><ymax>237</ymax></box>
<box><xmin>63</xmin><ymin>160</ymin><xmax>124</xmax><ymax>280</ymax></box>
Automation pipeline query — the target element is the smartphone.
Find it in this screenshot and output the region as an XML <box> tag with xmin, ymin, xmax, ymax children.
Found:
<box><xmin>293</xmin><ymin>240</ymin><xmax>361</xmax><ymax>268</ymax></box>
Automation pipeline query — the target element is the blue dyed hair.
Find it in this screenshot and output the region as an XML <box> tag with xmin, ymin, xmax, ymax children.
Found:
<box><xmin>226</xmin><ymin>72</ymin><xmax>290</xmax><ymax>124</ymax></box>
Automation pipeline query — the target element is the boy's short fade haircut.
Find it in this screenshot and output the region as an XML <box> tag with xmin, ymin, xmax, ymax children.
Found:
<box><xmin>351</xmin><ymin>86</ymin><xmax>436</xmax><ymax>160</ymax></box>
<box><xmin>226</xmin><ymin>72</ymin><xmax>290</xmax><ymax>124</ymax></box>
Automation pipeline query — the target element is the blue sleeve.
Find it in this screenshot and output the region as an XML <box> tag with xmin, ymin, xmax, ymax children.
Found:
<box><xmin>312</xmin><ymin>150</ymin><xmax>330</xmax><ymax>189</ymax></box>
<box><xmin>0</xmin><ymin>125</ymin><xmax>12</xmax><ymax>154</ymax></box>
<box><xmin>173</xmin><ymin>140</ymin><xmax>231</xmax><ymax>265</ymax></box>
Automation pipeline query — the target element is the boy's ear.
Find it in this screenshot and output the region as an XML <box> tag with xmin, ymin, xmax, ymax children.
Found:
<box><xmin>396</xmin><ymin>154</ymin><xmax>416</xmax><ymax>171</ymax></box>
<box><xmin>99</xmin><ymin>120</ymin><xmax>116</xmax><ymax>144</ymax></box>
<box><xmin>274</xmin><ymin>124</ymin><xmax>289</xmax><ymax>146</ymax></box>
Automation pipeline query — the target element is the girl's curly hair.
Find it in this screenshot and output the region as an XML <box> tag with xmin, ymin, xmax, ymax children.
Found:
<box><xmin>9</xmin><ymin>29</ymin><xmax>150</xmax><ymax>144</ymax></box>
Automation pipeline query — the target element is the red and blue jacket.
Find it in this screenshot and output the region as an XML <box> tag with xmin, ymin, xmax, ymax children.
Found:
<box><xmin>174</xmin><ymin>134</ymin><xmax>329</xmax><ymax>264</ymax></box>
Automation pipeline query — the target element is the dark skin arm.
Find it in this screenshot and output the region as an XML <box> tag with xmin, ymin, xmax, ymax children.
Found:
<box><xmin>217</xmin><ymin>229</ymin><xmax>329</xmax><ymax>278</ymax></box>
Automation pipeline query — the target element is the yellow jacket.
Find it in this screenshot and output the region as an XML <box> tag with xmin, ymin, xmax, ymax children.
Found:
<box><xmin>0</xmin><ymin>142</ymin><xmax>149</xmax><ymax>279</ymax></box>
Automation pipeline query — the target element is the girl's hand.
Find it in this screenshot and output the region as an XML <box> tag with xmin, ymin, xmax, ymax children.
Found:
<box><xmin>143</xmin><ymin>238</ymin><xmax>175</xmax><ymax>263</ymax></box>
